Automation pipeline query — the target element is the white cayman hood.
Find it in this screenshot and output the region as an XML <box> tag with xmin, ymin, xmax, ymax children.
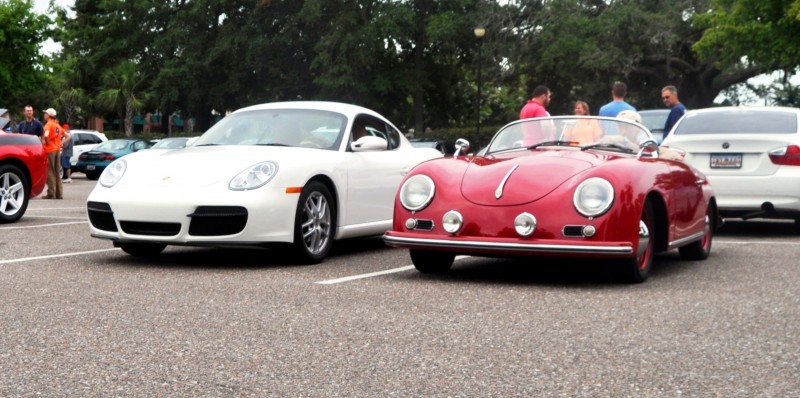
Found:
<box><xmin>117</xmin><ymin>145</ymin><xmax>338</xmax><ymax>188</ymax></box>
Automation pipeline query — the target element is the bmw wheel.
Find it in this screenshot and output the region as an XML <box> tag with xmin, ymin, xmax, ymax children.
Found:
<box><xmin>0</xmin><ymin>165</ymin><xmax>30</xmax><ymax>224</ymax></box>
<box><xmin>293</xmin><ymin>181</ymin><xmax>335</xmax><ymax>264</ymax></box>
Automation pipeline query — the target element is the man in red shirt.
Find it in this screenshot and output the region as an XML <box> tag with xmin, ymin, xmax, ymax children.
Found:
<box><xmin>519</xmin><ymin>85</ymin><xmax>553</xmax><ymax>145</ymax></box>
<box><xmin>41</xmin><ymin>108</ymin><xmax>68</xmax><ymax>199</ymax></box>
<box><xmin>519</xmin><ymin>85</ymin><xmax>551</xmax><ymax>119</ymax></box>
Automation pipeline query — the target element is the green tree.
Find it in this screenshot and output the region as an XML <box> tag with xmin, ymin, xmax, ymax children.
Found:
<box><xmin>96</xmin><ymin>61</ymin><xmax>150</xmax><ymax>136</ymax></box>
<box><xmin>0</xmin><ymin>0</ymin><xmax>51</xmax><ymax>119</ymax></box>
<box><xmin>694</xmin><ymin>0</ymin><xmax>800</xmax><ymax>68</ymax></box>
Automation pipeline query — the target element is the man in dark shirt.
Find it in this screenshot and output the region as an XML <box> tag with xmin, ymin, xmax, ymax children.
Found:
<box><xmin>17</xmin><ymin>105</ymin><xmax>44</xmax><ymax>138</ymax></box>
<box><xmin>662</xmin><ymin>86</ymin><xmax>686</xmax><ymax>138</ymax></box>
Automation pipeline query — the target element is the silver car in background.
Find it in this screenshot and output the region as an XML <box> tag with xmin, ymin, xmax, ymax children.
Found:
<box><xmin>661</xmin><ymin>106</ymin><xmax>800</xmax><ymax>230</ymax></box>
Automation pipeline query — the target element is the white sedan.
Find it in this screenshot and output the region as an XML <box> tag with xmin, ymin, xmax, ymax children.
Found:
<box><xmin>69</xmin><ymin>129</ymin><xmax>108</xmax><ymax>166</ymax></box>
<box><xmin>661</xmin><ymin>106</ymin><xmax>800</xmax><ymax>229</ymax></box>
<box><xmin>86</xmin><ymin>102</ymin><xmax>443</xmax><ymax>262</ymax></box>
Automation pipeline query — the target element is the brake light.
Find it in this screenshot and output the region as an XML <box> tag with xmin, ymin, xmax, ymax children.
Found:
<box><xmin>104</xmin><ymin>154</ymin><xmax>116</xmax><ymax>161</ymax></box>
<box><xmin>768</xmin><ymin>145</ymin><xmax>800</xmax><ymax>166</ymax></box>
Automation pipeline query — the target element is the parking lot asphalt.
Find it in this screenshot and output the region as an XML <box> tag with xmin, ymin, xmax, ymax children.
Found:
<box><xmin>1</xmin><ymin>175</ymin><xmax>799</xmax><ymax>397</ymax></box>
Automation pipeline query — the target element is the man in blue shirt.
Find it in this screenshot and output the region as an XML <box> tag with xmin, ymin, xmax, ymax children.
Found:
<box><xmin>599</xmin><ymin>81</ymin><xmax>636</xmax><ymax>117</ymax></box>
<box><xmin>661</xmin><ymin>85</ymin><xmax>686</xmax><ymax>138</ymax></box>
<box><xmin>16</xmin><ymin>105</ymin><xmax>44</xmax><ymax>138</ymax></box>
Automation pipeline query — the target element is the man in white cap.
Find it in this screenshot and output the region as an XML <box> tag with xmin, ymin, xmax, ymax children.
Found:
<box><xmin>41</xmin><ymin>108</ymin><xmax>68</xmax><ymax>199</ymax></box>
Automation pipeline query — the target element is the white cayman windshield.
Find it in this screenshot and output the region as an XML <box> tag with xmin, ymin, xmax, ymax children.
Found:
<box><xmin>193</xmin><ymin>109</ymin><xmax>347</xmax><ymax>150</ymax></box>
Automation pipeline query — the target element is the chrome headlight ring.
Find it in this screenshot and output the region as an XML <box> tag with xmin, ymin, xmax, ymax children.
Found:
<box><xmin>400</xmin><ymin>175</ymin><xmax>435</xmax><ymax>211</ymax></box>
<box><xmin>573</xmin><ymin>177</ymin><xmax>614</xmax><ymax>218</ymax></box>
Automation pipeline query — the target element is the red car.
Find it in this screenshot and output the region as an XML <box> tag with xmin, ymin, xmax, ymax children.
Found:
<box><xmin>384</xmin><ymin>116</ymin><xmax>718</xmax><ymax>283</ymax></box>
<box><xmin>0</xmin><ymin>132</ymin><xmax>48</xmax><ymax>223</ymax></box>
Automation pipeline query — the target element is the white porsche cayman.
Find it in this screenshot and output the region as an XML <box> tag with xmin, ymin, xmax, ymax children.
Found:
<box><xmin>86</xmin><ymin>102</ymin><xmax>442</xmax><ymax>263</ymax></box>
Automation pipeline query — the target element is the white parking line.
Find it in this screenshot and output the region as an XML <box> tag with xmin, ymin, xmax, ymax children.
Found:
<box><xmin>316</xmin><ymin>266</ymin><xmax>416</xmax><ymax>285</ymax></box>
<box><xmin>26</xmin><ymin>207</ymin><xmax>87</xmax><ymax>211</ymax></box>
<box><xmin>0</xmin><ymin>221</ymin><xmax>88</xmax><ymax>230</ymax></box>
<box><xmin>316</xmin><ymin>255</ymin><xmax>471</xmax><ymax>285</ymax></box>
<box><xmin>0</xmin><ymin>248</ymin><xmax>120</xmax><ymax>266</ymax></box>
<box><xmin>716</xmin><ymin>239</ymin><xmax>799</xmax><ymax>245</ymax></box>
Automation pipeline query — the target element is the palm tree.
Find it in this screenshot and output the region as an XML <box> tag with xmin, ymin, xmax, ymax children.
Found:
<box><xmin>96</xmin><ymin>61</ymin><xmax>150</xmax><ymax>136</ymax></box>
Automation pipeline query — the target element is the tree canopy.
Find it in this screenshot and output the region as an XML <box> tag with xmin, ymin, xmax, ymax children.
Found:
<box><xmin>4</xmin><ymin>0</ymin><xmax>799</xmax><ymax>136</ymax></box>
<box><xmin>0</xmin><ymin>0</ymin><xmax>50</xmax><ymax>116</ymax></box>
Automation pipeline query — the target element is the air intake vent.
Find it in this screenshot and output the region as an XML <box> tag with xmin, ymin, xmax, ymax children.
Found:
<box><xmin>188</xmin><ymin>206</ymin><xmax>248</xmax><ymax>236</ymax></box>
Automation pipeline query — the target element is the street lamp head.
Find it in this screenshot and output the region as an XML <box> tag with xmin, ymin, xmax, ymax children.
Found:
<box><xmin>473</xmin><ymin>25</ymin><xmax>486</xmax><ymax>39</ymax></box>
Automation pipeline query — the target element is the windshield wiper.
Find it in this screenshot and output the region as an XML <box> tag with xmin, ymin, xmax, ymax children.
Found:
<box><xmin>527</xmin><ymin>140</ymin><xmax>576</xmax><ymax>150</ymax></box>
<box><xmin>580</xmin><ymin>143</ymin><xmax>635</xmax><ymax>153</ymax></box>
<box><xmin>256</xmin><ymin>143</ymin><xmax>290</xmax><ymax>147</ymax></box>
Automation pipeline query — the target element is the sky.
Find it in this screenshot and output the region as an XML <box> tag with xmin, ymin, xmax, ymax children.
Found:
<box><xmin>34</xmin><ymin>0</ymin><xmax>73</xmax><ymax>54</ymax></box>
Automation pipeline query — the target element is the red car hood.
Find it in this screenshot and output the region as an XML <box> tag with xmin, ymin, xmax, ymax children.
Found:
<box><xmin>461</xmin><ymin>150</ymin><xmax>598</xmax><ymax>206</ymax></box>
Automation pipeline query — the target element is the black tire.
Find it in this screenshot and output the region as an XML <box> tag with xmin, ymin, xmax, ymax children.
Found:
<box><xmin>0</xmin><ymin>164</ymin><xmax>30</xmax><ymax>224</ymax></box>
<box><xmin>410</xmin><ymin>249</ymin><xmax>455</xmax><ymax>274</ymax></box>
<box><xmin>622</xmin><ymin>200</ymin><xmax>655</xmax><ymax>283</ymax></box>
<box><xmin>679</xmin><ymin>203</ymin><xmax>715</xmax><ymax>260</ymax></box>
<box><xmin>118</xmin><ymin>242</ymin><xmax>167</xmax><ymax>257</ymax></box>
<box><xmin>292</xmin><ymin>181</ymin><xmax>335</xmax><ymax>264</ymax></box>
<box><xmin>86</xmin><ymin>171</ymin><xmax>101</xmax><ymax>180</ymax></box>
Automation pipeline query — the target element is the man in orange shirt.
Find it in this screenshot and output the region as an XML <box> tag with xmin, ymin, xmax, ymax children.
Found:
<box><xmin>41</xmin><ymin>108</ymin><xmax>69</xmax><ymax>199</ymax></box>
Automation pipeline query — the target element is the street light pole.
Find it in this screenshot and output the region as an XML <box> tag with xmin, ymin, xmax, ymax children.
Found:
<box><xmin>474</xmin><ymin>25</ymin><xmax>486</xmax><ymax>143</ymax></box>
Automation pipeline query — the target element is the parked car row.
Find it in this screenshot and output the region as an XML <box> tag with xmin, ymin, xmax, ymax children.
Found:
<box><xmin>7</xmin><ymin>101</ymin><xmax>797</xmax><ymax>284</ymax></box>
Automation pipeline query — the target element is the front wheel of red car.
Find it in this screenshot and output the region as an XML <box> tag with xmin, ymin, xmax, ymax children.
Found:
<box><xmin>623</xmin><ymin>201</ymin><xmax>655</xmax><ymax>283</ymax></box>
<box><xmin>410</xmin><ymin>249</ymin><xmax>455</xmax><ymax>274</ymax></box>
<box><xmin>679</xmin><ymin>204</ymin><xmax>715</xmax><ymax>260</ymax></box>
<box><xmin>0</xmin><ymin>165</ymin><xmax>30</xmax><ymax>224</ymax></box>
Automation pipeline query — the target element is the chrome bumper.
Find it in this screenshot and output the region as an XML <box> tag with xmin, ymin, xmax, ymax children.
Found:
<box><xmin>383</xmin><ymin>234</ymin><xmax>633</xmax><ymax>255</ymax></box>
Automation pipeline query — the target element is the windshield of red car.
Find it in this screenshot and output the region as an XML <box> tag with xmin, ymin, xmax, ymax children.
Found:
<box><xmin>485</xmin><ymin>116</ymin><xmax>653</xmax><ymax>154</ymax></box>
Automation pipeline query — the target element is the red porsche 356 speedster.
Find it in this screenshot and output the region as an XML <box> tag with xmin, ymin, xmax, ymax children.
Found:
<box><xmin>384</xmin><ymin>116</ymin><xmax>718</xmax><ymax>283</ymax></box>
<box><xmin>1</xmin><ymin>132</ymin><xmax>48</xmax><ymax>223</ymax></box>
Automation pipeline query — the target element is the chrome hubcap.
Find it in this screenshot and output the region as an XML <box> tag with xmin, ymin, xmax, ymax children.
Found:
<box><xmin>301</xmin><ymin>192</ymin><xmax>331</xmax><ymax>254</ymax></box>
<box><xmin>0</xmin><ymin>172</ymin><xmax>24</xmax><ymax>217</ymax></box>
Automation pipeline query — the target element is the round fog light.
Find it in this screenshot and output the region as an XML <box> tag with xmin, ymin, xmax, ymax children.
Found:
<box><xmin>442</xmin><ymin>211</ymin><xmax>463</xmax><ymax>234</ymax></box>
<box><xmin>582</xmin><ymin>225</ymin><xmax>596</xmax><ymax>237</ymax></box>
<box><xmin>514</xmin><ymin>212</ymin><xmax>537</xmax><ymax>237</ymax></box>
<box><xmin>405</xmin><ymin>218</ymin><xmax>418</xmax><ymax>230</ymax></box>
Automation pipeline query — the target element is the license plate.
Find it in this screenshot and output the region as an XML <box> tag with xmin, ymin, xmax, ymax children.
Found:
<box><xmin>86</xmin><ymin>165</ymin><xmax>96</xmax><ymax>171</ymax></box>
<box><xmin>710</xmin><ymin>153</ymin><xmax>742</xmax><ymax>169</ymax></box>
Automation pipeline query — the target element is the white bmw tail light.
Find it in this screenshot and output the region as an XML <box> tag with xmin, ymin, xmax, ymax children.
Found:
<box><xmin>229</xmin><ymin>161</ymin><xmax>279</xmax><ymax>190</ymax></box>
<box><xmin>400</xmin><ymin>175</ymin><xmax>435</xmax><ymax>211</ymax></box>
<box><xmin>574</xmin><ymin>177</ymin><xmax>614</xmax><ymax>217</ymax></box>
<box><xmin>768</xmin><ymin>145</ymin><xmax>800</xmax><ymax>166</ymax></box>
<box><xmin>99</xmin><ymin>159</ymin><xmax>127</xmax><ymax>187</ymax></box>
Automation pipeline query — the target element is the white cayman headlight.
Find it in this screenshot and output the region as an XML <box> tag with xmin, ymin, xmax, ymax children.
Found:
<box><xmin>99</xmin><ymin>159</ymin><xmax>127</xmax><ymax>187</ymax></box>
<box><xmin>229</xmin><ymin>161</ymin><xmax>279</xmax><ymax>191</ymax></box>
<box><xmin>400</xmin><ymin>175</ymin><xmax>435</xmax><ymax>211</ymax></box>
<box><xmin>573</xmin><ymin>177</ymin><xmax>614</xmax><ymax>217</ymax></box>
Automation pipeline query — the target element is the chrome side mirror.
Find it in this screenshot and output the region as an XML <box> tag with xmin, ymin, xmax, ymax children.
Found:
<box><xmin>453</xmin><ymin>138</ymin><xmax>470</xmax><ymax>156</ymax></box>
<box><xmin>637</xmin><ymin>139</ymin><xmax>659</xmax><ymax>159</ymax></box>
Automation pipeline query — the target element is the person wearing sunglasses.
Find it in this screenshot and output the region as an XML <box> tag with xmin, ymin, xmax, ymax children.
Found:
<box><xmin>661</xmin><ymin>85</ymin><xmax>686</xmax><ymax>139</ymax></box>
